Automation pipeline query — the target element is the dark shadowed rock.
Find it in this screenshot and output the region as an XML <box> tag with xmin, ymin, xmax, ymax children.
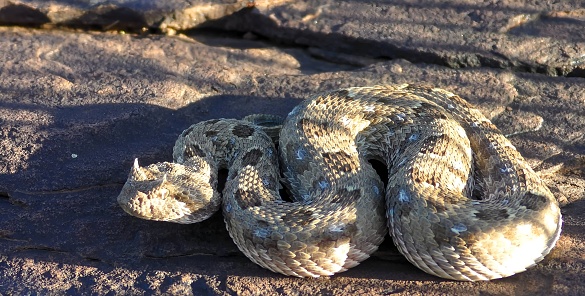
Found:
<box><xmin>0</xmin><ymin>0</ymin><xmax>268</xmax><ymax>29</ymax></box>
<box><xmin>0</xmin><ymin>4</ymin><xmax>584</xmax><ymax>295</ymax></box>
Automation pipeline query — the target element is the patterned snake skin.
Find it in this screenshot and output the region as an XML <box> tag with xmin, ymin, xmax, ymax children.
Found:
<box><xmin>117</xmin><ymin>84</ymin><xmax>562</xmax><ymax>281</ymax></box>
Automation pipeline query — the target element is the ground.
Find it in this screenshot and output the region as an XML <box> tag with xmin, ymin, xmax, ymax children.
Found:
<box><xmin>0</xmin><ymin>1</ymin><xmax>584</xmax><ymax>295</ymax></box>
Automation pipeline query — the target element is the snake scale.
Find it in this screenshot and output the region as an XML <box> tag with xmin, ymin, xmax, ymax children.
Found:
<box><xmin>117</xmin><ymin>84</ymin><xmax>562</xmax><ymax>281</ymax></box>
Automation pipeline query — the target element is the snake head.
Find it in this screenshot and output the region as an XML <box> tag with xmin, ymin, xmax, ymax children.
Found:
<box><xmin>117</xmin><ymin>159</ymin><xmax>220</xmax><ymax>224</ymax></box>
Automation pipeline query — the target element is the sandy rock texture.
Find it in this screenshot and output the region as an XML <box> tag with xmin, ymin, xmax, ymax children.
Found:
<box><xmin>0</xmin><ymin>1</ymin><xmax>584</xmax><ymax>295</ymax></box>
<box><xmin>3</xmin><ymin>0</ymin><xmax>585</xmax><ymax>75</ymax></box>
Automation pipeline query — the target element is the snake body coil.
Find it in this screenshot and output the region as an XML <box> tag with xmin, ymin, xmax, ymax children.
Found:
<box><xmin>118</xmin><ymin>84</ymin><xmax>562</xmax><ymax>281</ymax></box>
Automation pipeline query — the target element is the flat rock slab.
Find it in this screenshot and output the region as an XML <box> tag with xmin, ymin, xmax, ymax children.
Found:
<box><xmin>2</xmin><ymin>1</ymin><xmax>585</xmax><ymax>76</ymax></box>
<box><xmin>0</xmin><ymin>0</ymin><xmax>266</xmax><ymax>29</ymax></box>
<box><xmin>0</xmin><ymin>24</ymin><xmax>584</xmax><ymax>295</ymax></box>
<box><xmin>217</xmin><ymin>0</ymin><xmax>585</xmax><ymax>76</ymax></box>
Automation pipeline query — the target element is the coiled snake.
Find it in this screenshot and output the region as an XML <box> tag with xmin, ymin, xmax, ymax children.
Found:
<box><xmin>118</xmin><ymin>84</ymin><xmax>562</xmax><ymax>281</ymax></box>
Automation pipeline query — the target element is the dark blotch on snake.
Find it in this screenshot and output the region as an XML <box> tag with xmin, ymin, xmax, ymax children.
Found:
<box><xmin>204</xmin><ymin>130</ymin><xmax>218</xmax><ymax>138</ymax></box>
<box><xmin>322</xmin><ymin>151</ymin><xmax>356</xmax><ymax>173</ymax></box>
<box><xmin>475</xmin><ymin>208</ymin><xmax>510</xmax><ymax>221</ymax></box>
<box><xmin>314</xmin><ymin>89</ymin><xmax>351</xmax><ymax>105</ymax></box>
<box><xmin>281</xmin><ymin>209</ymin><xmax>315</xmax><ymax>226</ymax></box>
<box><xmin>418</xmin><ymin>102</ymin><xmax>448</xmax><ymax>120</ymax></box>
<box><xmin>331</xmin><ymin>187</ymin><xmax>361</xmax><ymax>204</ymax></box>
<box><xmin>235</xmin><ymin>188</ymin><xmax>263</xmax><ymax>210</ymax></box>
<box><xmin>298</xmin><ymin>118</ymin><xmax>331</xmax><ymax>138</ymax></box>
<box><xmin>184</xmin><ymin>143</ymin><xmax>206</xmax><ymax>158</ymax></box>
<box><xmin>519</xmin><ymin>192</ymin><xmax>548</xmax><ymax>211</ymax></box>
<box><xmin>419</xmin><ymin>134</ymin><xmax>450</xmax><ymax>156</ymax></box>
<box><xmin>241</xmin><ymin>148</ymin><xmax>263</xmax><ymax>167</ymax></box>
<box><xmin>412</xmin><ymin>165</ymin><xmax>440</xmax><ymax>186</ymax></box>
<box><xmin>233</xmin><ymin>124</ymin><xmax>255</xmax><ymax>137</ymax></box>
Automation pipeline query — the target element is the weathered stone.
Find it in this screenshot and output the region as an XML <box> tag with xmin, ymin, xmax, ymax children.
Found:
<box><xmin>2</xmin><ymin>1</ymin><xmax>585</xmax><ymax>76</ymax></box>
<box><xmin>216</xmin><ymin>1</ymin><xmax>585</xmax><ymax>76</ymax></box>
<box><xmin>0</xmin><ymin>0</ymin><xmax>267</xmax><ymax>29</ymax></box>
<box><xmin>229</xmin><ymin>0</ymin><xmax>585</xmax><ymax>76</ymax></box>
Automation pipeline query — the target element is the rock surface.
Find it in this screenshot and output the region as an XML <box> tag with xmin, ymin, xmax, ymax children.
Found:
<box><xmin>3</xmin><ymin>1</ymin><xmax>585</xmax><ymax>75</ymax></box>
<box><xmin>0</xmin><ymin>1</ymin><xmax>584</xmax><ymax>295</ymax></box>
